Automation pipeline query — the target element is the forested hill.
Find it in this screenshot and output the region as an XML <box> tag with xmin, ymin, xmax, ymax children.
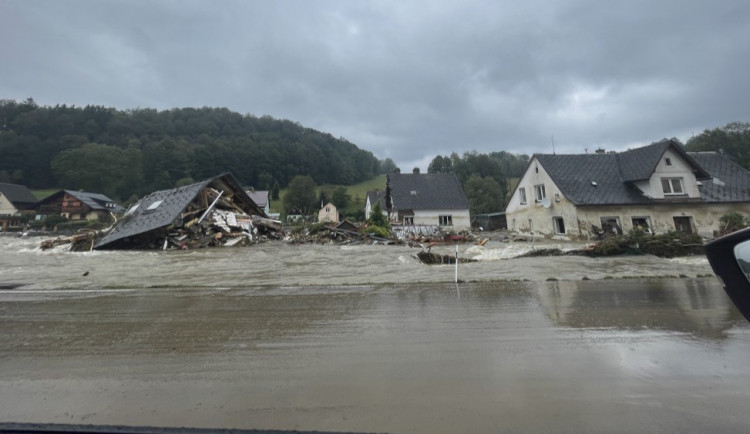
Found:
<box><xmin>0</xmin><ymin>98</ymin><xmax>383</xmax><ymax>201</ymax></box>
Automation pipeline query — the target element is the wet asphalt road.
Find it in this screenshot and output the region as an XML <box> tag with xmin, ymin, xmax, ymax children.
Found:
<box><xmin>1</xmin><ymin>278</ymin><xmax>750</xmax><ymax>433</ymax></box>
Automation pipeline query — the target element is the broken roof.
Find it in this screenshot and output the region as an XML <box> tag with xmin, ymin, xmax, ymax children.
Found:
<box><xmin>95</xmin><ymin>173</ymin><xmax>264</xmax><ymax>249</ymax></box>
<box><xmin>0</xmin><ymin>183</ymin><xmax>37</xmax><ymax>207</ymax></box>
<box><xmin>387</xmin><ymin>173</ymin><xmax>470</xmax><ymax>211</ymax></box>
<box><xmin>533</xmin><ymin>139</ymin><xmax>723</xmax><ymax>206</ymax></box>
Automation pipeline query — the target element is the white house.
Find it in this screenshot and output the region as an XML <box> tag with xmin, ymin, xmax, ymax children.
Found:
<box><xmin>246</xmin><ymin>190</ymin><xmax>271</xmax><ymax>215</ymax></box>
<box><xmin>379</xmin><ymin>170</ymin><xmax>471</xmax><ymax>231</ymax></box>
<box><xmin>0</xmin><ymin>183</ymin><xmax>37</xmax><ymax>230</ymax></box>
<box><xmin>505</xmin><ymin>139</ymin><xmax>750</xmax><ymax>238</ymax></box>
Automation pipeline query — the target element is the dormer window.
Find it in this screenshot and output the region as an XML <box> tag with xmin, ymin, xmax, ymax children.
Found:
<box><xmin>665</xmin><ymin>158</ymin><xmax>672</xmax><ymax>166</ymax></box>
<box><xmin>661</xmin><ymin>177</ymin><xmax>684</xmax><ymax>195</ymax></box>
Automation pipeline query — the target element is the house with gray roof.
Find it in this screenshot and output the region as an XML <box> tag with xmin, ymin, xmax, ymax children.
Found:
<box><xmin>36</xmin><ymin>190</ymin><xmax>124</xmax><ymax>222</ymax></box>
<box><xmin>364</xmin><ymin>190</ymin><xmax>386</xmax><ymax>220</ymax></box>
<box><xmin>0</xmin><ymin>183</ymin><xmax>37</xmax><ymax>230</ymax></box>
<box><xmin>505</xmin><ymin>139</ymin><xmax>750</xmax><ymax>238</ymax></box>
<box><xmin>95</xmin><ymin>173</ymin><xmax>266</xmax><ymax>250</ymax></box>
<box><xmin>382</xmin><ymin>169</ymin><xmax>471</xmax><ymax>231</ymax></box>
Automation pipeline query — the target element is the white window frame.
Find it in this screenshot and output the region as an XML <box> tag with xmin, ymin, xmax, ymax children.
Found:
<box><xmin>439</xmin><ymin>215</ymin><xmax>453</xmax><ymax>226</ymax></box>
<box><xmin>404</xmin><ymin>216</ymin><xmax>414</xmax><ymax>225</ymax></box>
<box><xmin>534</xmin><ymin>184</ymin><xmax>546</xmax><ymax>202</ymax></box>
<box><xmin>519</xmin><ymin>187</ymin><xmax>527</xmax><ymax>205</ymax></box>
<box><xmin>552</xmin><ymin>217</ymin><xmax>565</xmax><ymax>234</ymax></box>
<box><xmin>661</xmin><ymin>177</ymin><xmax>684</xmax><ymax>195</ymax></box>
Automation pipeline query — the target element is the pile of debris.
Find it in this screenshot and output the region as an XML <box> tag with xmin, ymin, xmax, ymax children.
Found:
<box><xmin>284</xmin><ymin>221</ymin><xmax>402</xmax><ymax>245</ymax></box>
<box><xmin>40</xmin><ymin>173</ymin><xmax>284</xmax><ymax>251</ymax></box>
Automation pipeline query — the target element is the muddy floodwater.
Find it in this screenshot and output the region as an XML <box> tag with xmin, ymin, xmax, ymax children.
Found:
<box><xmin>2</xmin><ymin>235</ymin><xmax>750</xmax><ymax>432</ymax></box>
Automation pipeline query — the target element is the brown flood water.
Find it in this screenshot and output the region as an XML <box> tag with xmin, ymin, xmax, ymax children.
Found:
<box><xmin>1</xmin><ymin>274</ymin><xmax>750</xmax><ymax>433</ymax></box>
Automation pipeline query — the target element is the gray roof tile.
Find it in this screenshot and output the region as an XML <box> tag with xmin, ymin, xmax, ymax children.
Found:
<box><xmin>534</xmin><ymin>140</ymin><xmax>729</xmax><ymax>206</ymax></box>
<box><xmin>689</xmin><ymin>152</ymin><xmax>750</xmax><ymax>202</ymax></box>
<box><xmin>387</xmin><ymin>173</ymin><xmax>469</xmax><ymax>210</ymax></box>
<box><xmin>0</xmin><ymin>183</ymin><xmax>37</xmax><ymax>207</ymax></box>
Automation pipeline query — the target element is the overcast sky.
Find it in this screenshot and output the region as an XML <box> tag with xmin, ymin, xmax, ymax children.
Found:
<box><xmin>2</xmin><ymin>0</ymin><xmax>749</xmax><ymax>170</ymax></box>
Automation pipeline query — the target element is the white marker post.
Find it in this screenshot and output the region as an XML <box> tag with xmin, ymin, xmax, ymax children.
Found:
<box><xmin>455</xmin><ymin>243</ymin><xmax>459</xmax><ymax>283</ymax></box>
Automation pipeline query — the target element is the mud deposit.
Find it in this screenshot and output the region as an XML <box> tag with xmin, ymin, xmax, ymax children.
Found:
<box><xmin>1</xmin><ymin>236</ymin><xmax>749</xmax><ymax>432</ymax></box>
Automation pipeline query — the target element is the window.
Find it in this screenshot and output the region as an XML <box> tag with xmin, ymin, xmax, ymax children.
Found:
<box><xmin>534</xmin><ymin>184</ymin><xmax>546</xmax><ymax>202</ymax></box>
<box><xmin>404</xmin><ymin>216</ymin><xmax>414</xmax><ymax>225</ymax></box>
<box><xmin>528</xmin><ymin>219</ymin><xmax>533</xmax><ymax>232</ymax></box>
<box><xmin>661</xmin><ymin>177</ymin><xmax>684</xmax><ymax>195</ymax></box>
<box><xmin>600</xmin><ymin>216</ymin><xmax>622</xmax><ymax>234</ymax></box>
<box><xmin>512</xmin><ymin>219</ymin><xmax>517</xmax><ymax>231</ymax></box>
<box><xmin>674</xmin><ymin>216</ymin><xmax>694</xmax><ymax>234</ymax></box>
<box><xmin>519</xmin><ymin>187</ymin><xmax>527</xmax><ymax>205</ymax></box>
<box><xmin>631</xmin><ymin>217</ymin><xmax>652</xmax><ymax>234</ymax></box>
<box><xmin>439</xmin><ymin>215</ymin><xmax>453</xmax><ymax>226</ymax></box>
<box><xmin>553</xmin><ymin>217</ymin><xmax>565</xmax><ymax>234</ymax></box>
<box><xmin>665</xmin><ymin>158</ymin><xmax>672</xmax><ymax>166</ymax></box>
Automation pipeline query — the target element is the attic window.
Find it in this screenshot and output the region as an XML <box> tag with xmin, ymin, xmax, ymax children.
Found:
<box><xmin>591</xmin><ymin>181</ymin><xmax>598</xmax><ymax>186</ymax></box>
<box><xmin>410</xmin><ymin>190</ymin><xmax>417</xmax><ymax>196</ymax></box>
<box><xmin>665</xmin><ymin>158</ymin><xmax>672</xmax><ymax>166</ymax></box>
<box><xmin>146</xmin><ymin>200</ymin><xmax>163</xmax><ymax>211</ymax></box>
<box><xmin>124</xmin><ymin>203</ymin><xmax>140</xmax><ymax>216</ymax></box>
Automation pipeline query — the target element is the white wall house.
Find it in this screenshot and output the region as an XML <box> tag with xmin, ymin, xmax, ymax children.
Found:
<box><xmin>370</xmin><ymin>170</ymin><xmax>471</xmax><ymax>232</ymax></box>
<box><xmin>505</xmin><ymin>139</ymin><xmax>750</xmax><ymax>239</ymax></box>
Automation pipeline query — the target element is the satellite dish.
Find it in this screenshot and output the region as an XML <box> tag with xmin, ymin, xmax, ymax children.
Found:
<box><xmin>541</xmin><ymin>197</ymin><xmax>551</xmax><ymax>208</ymax></box>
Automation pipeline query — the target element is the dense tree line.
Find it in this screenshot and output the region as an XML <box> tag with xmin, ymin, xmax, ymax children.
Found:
<box><xmin>428</xmin><ymin>151</ymin><xmax>529</xmax><ymax>214</ymax></box>
<box><xmin>684</xmin><ymin>122</ymin><xmax>750</xmax><ymax>170</ymax></box>
<box><xmin>0</xmin><ymin>98</ymin><xmax>385</xmax><ymax>201</ymax></box>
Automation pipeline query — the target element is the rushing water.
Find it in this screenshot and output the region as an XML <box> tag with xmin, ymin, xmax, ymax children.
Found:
<box><xmin>0</xmin><ymin>234</ymin><xmax>715</xmax><ymax>290</ymax></box>
<box><xmin>2</xmin><ymin>234</ymin><xmax>748</xmax><ymax>433</ymax></box>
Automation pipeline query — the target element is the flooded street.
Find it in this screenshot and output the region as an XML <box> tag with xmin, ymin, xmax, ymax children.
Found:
<box><xmin>2</xmin><ymin>235</ymin><xmax>750</xmax><ymax>432</ymax></box>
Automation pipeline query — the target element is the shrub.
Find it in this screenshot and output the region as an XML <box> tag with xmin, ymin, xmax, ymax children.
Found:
<box><xmin>718</xmin><ymin>212</ymin><xmax>748</xmax><ymax>236</ymax></box>
<box><xmin>361</xmin><ymin>225</ymin><xmax>391</xmax><ymax>239</ymax></box>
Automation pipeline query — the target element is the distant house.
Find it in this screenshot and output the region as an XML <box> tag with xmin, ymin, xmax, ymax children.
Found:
<box><xmin>505</xmin><ymin>139</ymin><xmax>750</xmax><ymax>238</ymax></box>
<box><xmin>383</xmin><ymin>169</ymin><xmax>471</xmax><ymax>231</ymax></box>
<box><xmin>0</xmin><ymin>183</ymin><xmax>37</xmax><ymax>230</ymax></box>
<box><xmin>35</xmin><ymin>190</ymin><xmax>125</xmax><ymax>222</ymax></box>
<box><xmin>364</xmin><ymin>190</ymin><xmax>386</xmax><ymax>220</ymax></box>
<box><xmin>318</xmin><ymin>202</ymin><xmax>340</xmax><ymax>224</ymax></box>
<box><xmin>246</xmin><ymin>190</ymin><xmax>270</xmax><ymax>215</ymax></box>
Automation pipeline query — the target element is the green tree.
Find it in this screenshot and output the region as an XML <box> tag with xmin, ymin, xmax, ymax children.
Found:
<box><xmin>332</xmin><ymin>186</ymin><xmax>351</xmax><ymax>209</ymax></box>
<box><xmin>51</xmin><ymin>143</ymin><xmax>133</xmax><ymax>199</ymax></box>
<box><xmin>463</xmin><ymin>175</ymin><xmax>504</xmax><ymax>214</ymax></box>
<box><xmin>379</xmin><ymin>157</ymin><xmax>399</xmax><ymax>174</ymax></box>
<box><xmin>686</xmin><ymin>122</ymin><xmax>750</xmax><ymax>170</ymax></box>
<box><xmin>428</xmin><ymin>155</ymin><xmax>453</xmax><ymax>174</ymax></box>
<box><xmin>283</xmin><ymin>175</ymin><xmax>317</xmax><ymax>214</ymax></box>
<box><xmin>368</xmin><ymin>201</ymin><xmax>389</xmax><ymax>228</ymax></box>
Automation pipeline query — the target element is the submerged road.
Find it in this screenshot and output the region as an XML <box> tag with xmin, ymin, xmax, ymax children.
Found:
<box><xmin>1</xmin><ymin>278</ymin><xmax>750</xmax><ymax>433</ymax></box>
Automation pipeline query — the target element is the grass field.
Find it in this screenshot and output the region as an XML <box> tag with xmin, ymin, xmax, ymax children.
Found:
<box><xmin>31</xmin><ymin>189</ymin><xmax>58</xmax><ymax>200</ymax></box>
<box><xmin>270</xmin><ymin>175</ymin><xmax>386</xmax><ymax>216</ymax></box>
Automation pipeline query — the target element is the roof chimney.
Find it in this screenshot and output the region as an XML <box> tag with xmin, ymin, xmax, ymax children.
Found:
<box><xmin>595</xmin><ymin>148</ymin><xmax>606</xmax><ymax>154</ymax></box>
<box><xmin>413</xmin><ymin>167</ymin><xmax>420</xmax><ymax>174</ymax></box>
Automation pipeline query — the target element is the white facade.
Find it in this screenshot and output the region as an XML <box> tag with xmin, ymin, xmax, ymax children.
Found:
<box><xmin>506</xmin><ymin>153</ymin><xmax>750</xmax><ymax>239</ymax></box>
<box><xmin>405</xmin><ymin>209</ymin><xmax>472</xmax><ymax>231</ymax></box>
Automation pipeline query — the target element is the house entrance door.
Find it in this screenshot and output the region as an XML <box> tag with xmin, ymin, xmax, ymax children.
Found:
<box><xmin>673</xmin><ymin>216</ymin><xmax>694</xmax><ymax>234</ymax></box>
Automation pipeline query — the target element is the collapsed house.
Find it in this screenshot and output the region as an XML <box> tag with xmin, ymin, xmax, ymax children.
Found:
<box><xmin>94</xmin><ymin>173</ymin><xmax>282</xmax><ymax>250</ymax></box>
